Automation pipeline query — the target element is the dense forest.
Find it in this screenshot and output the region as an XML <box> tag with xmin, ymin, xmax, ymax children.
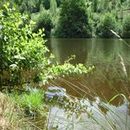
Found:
<box><xmin>5</xmin><ymin>0</ymin><xmax>130</xmax><ymax>38</ymax></box>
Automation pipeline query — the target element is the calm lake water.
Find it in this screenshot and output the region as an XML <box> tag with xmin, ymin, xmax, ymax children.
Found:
<box><xmin>32</xmin><ymin>39</ymin><xmax>130</xmax><ymax>130</ymax></box>
<box><xmin>47</xmin><ymin>38</ymin><xmax>130</xmax><ymax>103</ymax></box>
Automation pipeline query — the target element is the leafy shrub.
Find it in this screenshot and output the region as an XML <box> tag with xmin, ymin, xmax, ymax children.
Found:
<box><xmin>32</xmin><ymin>9</ymin><xmax>53</xmax><ymax>38</ymax></box>
<box><xmin>53</xmin><ymin>0</ymin><xmax>92</xmax><ymax>38</ymax></box>
<box><xmin>0</xmin><ymin>3</ymin><xmax>49</xmax><ymax>85</ymax></box>
<box><xmin>122</xmin><ymin>15</ymin><xmax>130</xmax><ymax>38</ymax></box>
<box><xmin>96</xmin><ymin>13</ymin><xmax>117</xmax><ymax>38</ymax></box>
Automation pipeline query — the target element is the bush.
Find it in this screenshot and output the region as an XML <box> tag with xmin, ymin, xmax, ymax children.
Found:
<box><xmin>32</xmin><ymin>9</ymin><xmax>53</xmax><ymax>38</ymax></box>
<box><xmin>54</xmin><ymin>0</ymin><xmax>92</xmax><ymax>38</ymax></box>
<box><xmin>0</xmin><ymin>3</ymin><xmax>50</xmax><ymax>85</ymax></box>
<box><xmin>96</xmin><ymin>13</ymin><xmax>117</xmax><ymax>38</ymax></box>
<box><xmin>122</xmin><ymin>15</ymin><xmax>130</xmax><ymax>38</ymax></box>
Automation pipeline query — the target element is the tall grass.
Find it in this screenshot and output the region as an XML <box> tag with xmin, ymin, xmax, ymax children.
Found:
<box><xmin>0</xmin><ymin>89</ymin><xmax>48</xmax><ymax>130</ymax></box>
<box><xmin>46</xmin><ymin>81</ymin><xmax>130</xmax><ymax>130</ymax></box>
<box><xmin>13</xmin><ymin>89</ymin><xmax>44</xmax><ymax>113</ymax></box>
<box><xmin>0</xmin><ymin>92</ymin><xmax>33</xmax><ymax>129</ymax></box>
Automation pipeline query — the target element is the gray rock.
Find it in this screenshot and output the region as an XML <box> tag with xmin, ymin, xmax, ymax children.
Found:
<box><xmin>45</xmin><ymin>86</ymin><xmax>68</xmax><ymax>101</ymax></box>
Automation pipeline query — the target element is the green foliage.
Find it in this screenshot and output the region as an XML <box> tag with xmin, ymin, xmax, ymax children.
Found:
<box><xmin>50</xmin><ymin>0</ymin><xmax>57</xmax><ymax>17</ymax></box>
<box><xmin>47</xmin><ymin>63</ymin><xmax>94</xmax><ymax>78</ymax></box>
<box><xmin>40</xmin><ymin>63</ymin><xmax>94</xmax><ymax>84</ymax></box>
<box><xmin>0</xmin><ymin>3</ymin><xmax>49</xmax><ymax>85</ymax></box>
<box><xmin>56</xmin><ymin>0</ymin><xmax>62</xmax><ymax>7</ymax></box>
<box><xmin>122</xmin><ymin>15</ymin><xmax>130</xmax><ymax>38</ymax></box>
<box><xmin>32</xmin><ymin>9</ymin><xmax>53</xmax><ymax>38</ymax></box>
<box><xmin>12</xmin><ymin>0</ymin><xmax>62</xmax><ymax>12</ymax></box>
<box><xmin>42</xmin><ymin>0</ymin><xmax>50</xmax><ymax>9</ymax></box>
<box><xmin>14</xmin><ymin>0</ymin><xmax>41</xmax><ymax>13</ymax></box>
<box><xmin>96</xmin><ymin>13</ymin><xmax>117</xmax><ymax>38</ymax></box>
<box><xmin>91</xmin><ymin>0</ymin><xmax>98</xmax><ymax>12</ymax></box>
<box><xmin>42</xmin><ymin>0</ymin><xmax>62</xmax><ymax>9</ymax></box>
<box><xmin>54</xmin><ymin>0</ymin><xmax>92</xmax><ymax>38</ymax></box>
<box><xmin>1</xmin><ymin>3</ymin><xmax>46</xmax><ymax>69</ymax></box>
<box><xmin>8</xmin><ymin>0</ymin><xmax>130</xmax><ymax>39</ymax></box>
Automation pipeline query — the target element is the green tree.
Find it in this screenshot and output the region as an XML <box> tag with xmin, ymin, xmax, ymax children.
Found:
<box><xmin>96</xmin><ymin>13</ymin><xmax>117</xmax><ymax>38</ymax></box>
<box><xmin>13</xmin><ymin>0</ymin><xmax>41</xmax><ymax>13</ymax></box>
<box><xmin>122</xmin><ymin>15</ymin><xmax>130</xmax><ymax>38</ymax></box>
<box><xmin>50</xmin><ymin>0</ymin><xmax>57</xmax><ymax>17</ymax></box>
<box><xmin>32</xmin><ymin>9</ymin><xmax>53</xmax><ymax>38</ymax></box>
<box><xmin>54</xmin><ymin>0</ymin><xmax>92</xmax><ymax>38</ymax></box>
<box><xmin>56</xmin><ymin>0</ymin><xmax>62</xmax><ymax>7</ymax></box>
<box><xmin>42</xmin><ymin>0</ymin><xmax>50</xmax><ymax>9</ymax></box>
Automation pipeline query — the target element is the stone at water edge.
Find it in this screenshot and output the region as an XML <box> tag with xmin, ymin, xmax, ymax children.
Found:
<box><xmin>44</xmin><ymin>86</ymin><xmax>68</xmax><ymax>101</ymax></box>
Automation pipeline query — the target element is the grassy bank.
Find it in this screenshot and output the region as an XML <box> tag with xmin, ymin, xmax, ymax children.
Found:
<box><xmin>0</xmin><ymin>89</ymin><xmax>48</xmax><ymax>130</ymax></box>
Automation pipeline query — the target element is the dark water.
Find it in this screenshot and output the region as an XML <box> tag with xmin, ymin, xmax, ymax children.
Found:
<box><xmin>48</xmin><ymin>38</ymin><xmax>130</xmax><ymax>63</ymax></box>
<box><xmin>47</xmin><ymin>38</ymin><xmax>130</xmax><ymax>103</ymax></box>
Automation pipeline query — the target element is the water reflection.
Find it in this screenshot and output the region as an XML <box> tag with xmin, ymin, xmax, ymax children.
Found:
<box><xmin>47</xmin><ymin>38</ymin><xmax>130</xmax><ymax>64</ymax></box>
<box><xmin>48</xmin><ymin>38</ymin><xmax>91</xmax><ymax>64</ymax></box>
<box><xmin>47</xmin><ymin>38</ymin><xmax>130</xmax><ymax>100</ymax></box>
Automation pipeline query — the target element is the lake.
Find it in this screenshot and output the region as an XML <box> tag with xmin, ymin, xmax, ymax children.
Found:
<box><xmin>47</xmin><ymin>38</ymin><xmax>130</xmax><ymax>103</ymax></box>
